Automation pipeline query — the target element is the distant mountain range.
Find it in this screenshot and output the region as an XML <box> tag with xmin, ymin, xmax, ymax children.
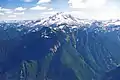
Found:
<box><xmin>0</xmin><ymin>12</ymin><xmax>120</xmax><ymax>80</ymax></box>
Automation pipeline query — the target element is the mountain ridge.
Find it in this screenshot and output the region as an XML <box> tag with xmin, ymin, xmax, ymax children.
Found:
<box><xmin>0</xmin><ymin>13</ymin><xmax>120</xmax><ymax>80</ymax></box>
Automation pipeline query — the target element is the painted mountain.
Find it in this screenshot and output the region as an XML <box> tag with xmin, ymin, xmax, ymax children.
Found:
<box><xmin>0</xmin><ymin>12</ymin><xmax>120</xmax><ymax>80</ymax></box>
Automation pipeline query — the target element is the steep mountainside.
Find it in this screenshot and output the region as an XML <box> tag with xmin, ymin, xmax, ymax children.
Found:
<box><xmin>0</xmin><ymin>13</ymin><xmax>120</xmax><ymax>80</ymax></box>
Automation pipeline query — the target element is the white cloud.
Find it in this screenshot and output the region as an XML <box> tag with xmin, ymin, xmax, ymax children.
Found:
<box><xmin>67</xmin><ymin>0</ymin><xmax>120</xmax><ymax>20</ymax></box>
<box><xmin>4</xmin><ymin>10</ymin><xmax>13</xmax><ymax>14</ymax></box>
<box><xmin>8</xmin><ymin>15</ymin><xmax>16</xmax><ymax>18</ymax></box>
<box><xmin>22</xmin><ymin>0</ymin><xmax>33</xmax><ymax>2</ymax></box>
<box><xmin>0</xmin><ymin>12</ymin><xmax>4</xmax><ymax>15</ymax></box>
<box><xmin>68</xmin><ymin>0</ymin><xmax>107</xmax><ymax>9</ymax></box>
<box><xmin>30</xmin><ymin>6</ymin><xmax>47</xmax><ymax>10</ymax></box>
<box><xmin>0</xmin><ymin>7</ymin><xmax>11</xmax><ymax>12</ymax></box>
<box><xmin>0</xmin><ymin>7</ymin><xmax>1</xmax><ymax>10</ymax></box>
<box><xmin>68</xmin><ymin>0</ymin><xmax>86</xmax><ymax>8</ymax></box>
<box><xmin>39</xmin><ymin>11</ymin><xmax>58</xmax><ymax>18</ymax></box>
<box><xmin>86</xmin><ymin>0</ymin><xmax>106</xmax><ymax>8</ymax></box>
<box><xmin>2</xmin><ymin>8</ymin><xmax>11</xmax><ymax>11</ymax></box>
<box><xmin>13</xmin><ymin>12</ymin><xmax>24</xmax><ymax>15</ymax></box>
<box><xmin>92</xmin><ymin>6</ymin><xmax>120</xmax><ymax>20</ymax></box>
<box><xmin>41</xmin><ymin>11</ymin><xmax>58</xmax><ymax>15</ymax></box>
<box><xmin>67</xmin><ymin>5</ymin><xmax>120</xmax><ymax>20</ymax></box>
<box><xmin>15</xmin><ymin>7</ymin><xmax>26</xmax><ymax>11</ymax></box>
<box><xmin>37</xmin><ymin>0</ymin><xmax>51</xmax><ymax>4</ymax></box>
<box><xmin>48</xmin><ymin>8</ymin><xmax>53</xmax><ymax>10</ymax></box>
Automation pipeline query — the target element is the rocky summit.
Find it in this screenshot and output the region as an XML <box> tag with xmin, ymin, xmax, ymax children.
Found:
<box><xmin>0</xmin><ymin>13</ymin><xmax>120</xmax><ymax>80</ymax></box>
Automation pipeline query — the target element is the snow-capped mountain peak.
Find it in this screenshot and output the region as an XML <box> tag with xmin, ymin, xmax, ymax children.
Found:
<box><xmin>49</xmin><ymin>12</ymin><xmax>78</xmax><ymax>22</ymax></box>
<box><xmin>33</xmin><ymin>12</ymin><xmax>80</xmax><ymax>27</ymax></box>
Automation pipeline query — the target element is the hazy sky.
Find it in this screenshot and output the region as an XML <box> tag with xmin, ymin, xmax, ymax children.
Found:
<box><xmin>0</xmin><ymin>0</ymin><xmax>120</xmax><ymax>20</ymax></box>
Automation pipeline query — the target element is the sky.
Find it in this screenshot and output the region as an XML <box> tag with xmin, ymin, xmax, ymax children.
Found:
<box><xmin>0</xmin><ymin>0</ymin><xmax>120</xmax><ymax>20</ymax></box>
